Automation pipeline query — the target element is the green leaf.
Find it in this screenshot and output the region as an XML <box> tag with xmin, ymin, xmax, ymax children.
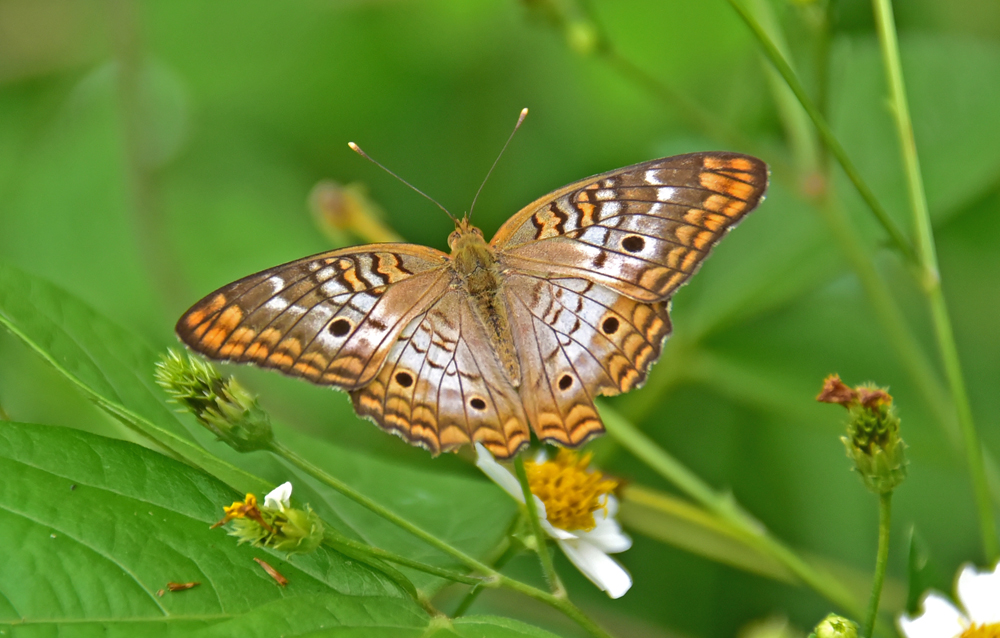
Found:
<box><xmin>270</xmin><ymin>427</ymin><xmax>518</xmax><ymax>594</ymax></box>
<box><xmin>0</xmin><ymin>421</ymin><xmax>414</xmax><ymax>631</ymax></box>
<box><xmin>0</xmin><ymin>421</ymin><xmax>559</xmax><ymax>638</ymax></box>
<box><xmin>0</xmin><ymin>261</ymin><xmax>268</xmax><ymax>495</ymax></box>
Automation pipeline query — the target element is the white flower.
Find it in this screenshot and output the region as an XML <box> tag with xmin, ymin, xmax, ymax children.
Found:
<box><xmin>264</xmin><ymin>481</ymin><xmax>293</xmax><ymax>510</ymax></box>
<box><xmin>474</xmin><ymin>443</ymin><xmax>632</xmax><ymax>598</ymax></box>
<box><xmin>899</xmin><ymin>561</ymin><xmax>1000</xmax><ymax>638</ymax></box>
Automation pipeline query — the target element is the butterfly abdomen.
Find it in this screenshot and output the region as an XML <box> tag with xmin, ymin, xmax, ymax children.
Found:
<box><xmin>450</xmin><ymin>224</ymin><xmax>522</xmax><ymax>387</ymax></box>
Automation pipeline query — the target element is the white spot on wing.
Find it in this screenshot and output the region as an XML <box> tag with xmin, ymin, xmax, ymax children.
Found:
<box><xmin>596</xmin><ymin>189</ymin><xmax>616</xmax><ymax>201</ymax></box>
<box><xmin>600</xmin><ymin>201</ymin><xmax>622</xmax><ymax>218</ymax></box>
<box><xmin>264</xmin><ymin>296</ymin><xmax>289</xmax><ymax>312</ymax></box>
<box><xmin>644</xmin><ymin>169</ymin><xmax>663</xmax><ymax>185</ymax></box>
<box><xmin>267</xmin><ymin>276</ymin><xmax>285</xmax><ymax>293</ymax></box>
<box><xmin>656</xmin><ymin>187</ymin><xmax>677</xmax><ymax>202</ymax></box>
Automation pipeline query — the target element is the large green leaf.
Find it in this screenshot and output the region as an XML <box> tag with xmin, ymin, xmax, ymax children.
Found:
<box><xmin>0</xmin><ymin>261</ymin><xmax>266</xmax><ymax>494</ymax></box>
<box><xmin>0</xmin><ymin>421</ymin><xmax>560</xmax><ymax>638</ymax></box>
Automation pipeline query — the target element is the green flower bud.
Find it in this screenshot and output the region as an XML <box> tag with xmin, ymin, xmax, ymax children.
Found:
<box><xmin>818</xmin><ymin>375</ymin><xmax>907</xmax><ymax>494</ymax></box>
<box><xmin>155</xmin><ymin>350</ymin><xmax>274</xmax><ymax>452</ymax></box>
<box><xmin>812</xmin><ymin>614</ymin><xmax>857</xmax><ymax>638</ymax></box>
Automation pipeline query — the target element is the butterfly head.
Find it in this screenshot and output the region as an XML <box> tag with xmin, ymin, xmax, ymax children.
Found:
<box><xmin>447</xmin><ymin>216</ymin><xmax>485</xmax><ymax>251</ymax></box>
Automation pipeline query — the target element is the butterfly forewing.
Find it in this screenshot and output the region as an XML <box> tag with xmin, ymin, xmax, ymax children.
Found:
<box><xmin>176</xmin><ymin>245</ymin><xmax>451</xmax><ymax>389</ymax></box>
<box><xmin>492</xmin><ymin>152</ymin><xmax>768</xmax><ymax>302</ymax></box>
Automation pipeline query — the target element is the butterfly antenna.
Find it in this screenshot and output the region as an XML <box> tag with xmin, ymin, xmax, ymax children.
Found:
<box><xmin>348</xmin><ymin>142</ymin><xmax>457</xmax><ymax>224</ymax></box>
<box><xmin>468</xmin><ymin>107</ymin><xmax>528</xmax><ymax>222</ymax></box>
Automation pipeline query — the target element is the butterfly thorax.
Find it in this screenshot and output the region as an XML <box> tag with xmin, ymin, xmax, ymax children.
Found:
<box><xmin>447</xmin><ymin>220</ymin><xmax>521</xmax><ymax>387</ymax></box>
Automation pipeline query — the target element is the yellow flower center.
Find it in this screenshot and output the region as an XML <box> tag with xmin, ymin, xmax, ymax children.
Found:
<box><xmin>525</xmin><ymin>450</ymin><xmax>618</xmax><ymax>532</ymax></box>
<box><xmin>961</xmin><ymin>624</ymin><xmax>1000</xmax><ymax>638</ymax></box>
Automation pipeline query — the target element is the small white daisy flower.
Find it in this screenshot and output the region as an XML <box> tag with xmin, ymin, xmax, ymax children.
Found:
<box><xmin>475</xmin><ymin>443</ymin><xmax>632</xmax><ymax>599</ymax></box>
<box><xmin>899</xmin><ymin>561</ymin><xmax>1000</xmax><ymax>638</ymax></box>
<box><xmin>264</xmin><ymin>481</ymin><xmax>293</xmax><ymax>510</ymax></box>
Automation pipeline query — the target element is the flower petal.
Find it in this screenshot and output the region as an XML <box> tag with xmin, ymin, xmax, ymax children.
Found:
<box><xmin>579</xmin><ymin>512</ymin><xmax>632</xmax><ymax>554</ymax></box>
<box><xmin>264</xmin><ymin>481</ymin><xmax>293</xmax><ymax>509</ymax></box>
<box><xmin>956</xmin><ymin>561</ymin><xmax>1000</xmax><ymax>623</ymax></box>
<box><xmin>475</xmin><ymin>443</ymin><xmax>524</xmax><ymax>502</ymax></box>
<box><xmin>474</xmin><ymin>443</ymin><xmax>554</xmax><ymax>536</ymax></box>
<box><xmin>558</xmin><ymin>538</ymin><xmax>632</xmax><ymax>599</ymax></box>
<box><xmin>898</xmin><ymin>592</ymin><xmax>967</xmax><ymax>638</ymax></box>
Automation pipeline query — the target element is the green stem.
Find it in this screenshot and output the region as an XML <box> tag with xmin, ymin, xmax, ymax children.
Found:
<box><xmin>724</xmin><ymin>0</ymin><xmax>917</xmax><ymax>264</ymax></box>
<box><xmin>514</xmin><ymin>455</ymin><xmax>566</xmax><ymax>597</ymax></box>
<box><xmin>453</xmin><ymin>541</ymin><xmax>519</xmax><ymax>617</ymax></box>
<box><xmin>863</xmin><ymin>492</ymin><xmax>892</xmax><ymax>638</ymax></box>
<box><xmin>323</xmin><ymin>529</ymin><xmax>487</xmax><ymax>587</ymax></box>
<box><xmin>498</xmin><ymin>575</ymin><xmax>614</xmax><ymax>638</ymax></box>
<box><xmin>601</xmin><ymin>405</ymin><xmax>863</xmax><ymax>617</ymax></box>
<box><xmin>271</xmin><ymin>440</ymin><xmax>497</xmax><ymax>576</ymax></box>
<box><xmin>272</xmin><ymin>440</ymin><xmax>613</xmax><ymax>635</ymax></box>
<box><xmin>871</xmin><ymin>0</ymin><xmax>999</xmax><ymax>561</ymax></box>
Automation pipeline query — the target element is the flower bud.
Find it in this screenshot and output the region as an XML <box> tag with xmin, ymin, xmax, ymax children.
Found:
<box><xmin>217</xmin><ymin>483</ymin><xmax>324</xmax><ymax>555</ymax></box>
<box><xmin>309</xmin><ymin>180</ymin><xmax>402</xmax><ymax>245</ymax></box>
<box><xmin>813</xmin><ymin>614</ymin><xmax>858</xmax><ymax>638</ymax></box>
<box><xmin>818</xmin><ymin>374</ymin><xmax>907</xmax><ymax>494</ymax></box>
<box><xmin>155</xmin><ymin>350</ymin><xmax>274</xmax><ymax>452</ymax></box>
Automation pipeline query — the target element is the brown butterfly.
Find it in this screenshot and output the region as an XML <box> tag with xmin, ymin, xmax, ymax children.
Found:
<box><xmin>176</xmin><ymin>152</ymin><xmax>768</xmax><ymax>459</ymax></box>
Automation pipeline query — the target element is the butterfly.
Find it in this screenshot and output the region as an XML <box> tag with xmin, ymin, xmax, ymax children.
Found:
<box><xmin>176</xmin><ymin>152</ymin><xmax>768</xmax><ymax>459</ymax></box>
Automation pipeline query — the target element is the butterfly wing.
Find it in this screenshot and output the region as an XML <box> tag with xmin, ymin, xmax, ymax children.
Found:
<box><xmin>176</xmin><ymin>244</ymin><xmax>452</xmax><ymax>390</ymax></box>
<box><xmin>351</xmin><ymin>290</ymin><xmax>531</xmax><ymax>459</ymax></box>
<box><xmin>492</xmin><ymin>152</ymin><xmax>768</xmax><ymax>302</ymax></box>
<box><xmin>504</xmin><ymin>274</ymin><xmax>672</xmax><ymax>448</ymax></box>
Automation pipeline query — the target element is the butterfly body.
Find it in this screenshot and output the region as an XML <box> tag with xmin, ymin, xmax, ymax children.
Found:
<box><xmin>177</xmin><ymin>152</ymin><xmax>768</xmax><ymax>459</ymax></box>
<box><xmin>448</xmin><ymin>221</ymin><xmax>521</xmax><ymax>386</ymax></box>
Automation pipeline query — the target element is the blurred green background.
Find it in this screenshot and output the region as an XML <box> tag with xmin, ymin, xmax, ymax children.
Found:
<box><xmin>2</xmin><ymin>0</ymin><xmax>999</xmax><ymax>635</ymax></box>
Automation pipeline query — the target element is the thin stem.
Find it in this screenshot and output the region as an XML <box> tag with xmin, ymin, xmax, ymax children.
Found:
<box><xmin>601</xmin><ymin>405</ymin><xmax>863</xmax><ymax>618</ymax></box>
<box><xmin>724</xmin><ymin>0</ymin><xmax>917</xmax><ymax>264</ymax></box>
<box><xmin>498</xmin><ymin>575</ymin><xmax>614</xmax><ymax>638</ymax></box>
<box><xmin>863</xmin><ymin>492</ymin><xmax>892</xmax><ymax>638</ymax></box>
<box><xmin>272</xmin><ymin>441</ymin><xmax>612</xmax><ymax>635</ymax></box>
<box><xmin>324</xmin><ymin>529</ymin><xmax>487</xmax><ymax>587</ymax></box>
<box><xmin>514</xmin><ymin>455</ymin><xmax>565</xmax><ymax>597</ymax></box>
<box><xmin>453</xmin><ymin>541</ymin><xmax>519</xmax><ymax>617</ymax></box>
<box><xmin>871</xmin><ymin>0</ymin><xmax>999</xmax><ymax>561</ymax></box>
<box><xmin>271</xmin><ymin>440</ymin><xmax>497</xmax><ymax>577</ymax></box>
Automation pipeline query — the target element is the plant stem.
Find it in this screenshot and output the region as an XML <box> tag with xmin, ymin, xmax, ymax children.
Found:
<box><xmin>601</xmin><ymin>405</ymin><xmax>863</xmax><ymax>617</ymax></box>
<box><xmin>323</xmin><ymin>529</ymin><xmax>487</xmax><ymax>587</ymax></box>
<box><xmin>863</xmin><ymin>492</ymin><xmax>892</xmax><ymax>638</ymax></box>
<box><xmin>271</xmin><ymin>440</ymin><xmax>497</xmax><ymax>577</ymax></box>
<box><xmin>498</xmin><ymin>575</ymin><xmax>613</xmax><ymax>638</ymax></box>
<box><xmin>514</xmin><ymin>455</ymin><xmax>565</xmax><ymax>597</ymax></box>
<box><xmin>453</xmin><ymin>541</ymin><xmax>519</xmax><ymax>617</ymax></box>
<box><xmin>272</xmin><ymin>440</ymin><xmax>614</xmax><ymax>635</ymax></box>
<box><xmin>724</xmin><ymin>0</ymin><xmax>916</xmax><ymax>264</ymax></box>
<box><xmin>870</xmin><ymin>0</ymin><xmax>999</xmax><ymax>561</ymax></box>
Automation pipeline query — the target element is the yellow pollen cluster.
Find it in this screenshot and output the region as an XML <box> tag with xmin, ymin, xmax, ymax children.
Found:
<box><xmin>525</xmin><ymin>450</ymin><xmax>618</xmax><ymax>532</ymax></box>
<box><xmin>962</xmin><ymin>624</ymin><xmax>1000</xmax><ymax>638</ymax></box>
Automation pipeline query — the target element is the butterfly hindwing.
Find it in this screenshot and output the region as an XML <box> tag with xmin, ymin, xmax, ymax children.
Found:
<box><xmin>505</xmin><ymin>275</ymin><xmax>673</xmax><ymax>448</ymax></box>
<box><xmin>176</xmin><ymin>244</ymin><xmax>451</xmax><ymax>389</ymax></box>
<box><xmin>351</xmin><ymin>291</ymin><xmax>531</xmax><ymax>458</ymax></box>
<box><xmin>492</xmin><ymin>152</ymin><xmax>768</xmax><ymax>302</ymax></box>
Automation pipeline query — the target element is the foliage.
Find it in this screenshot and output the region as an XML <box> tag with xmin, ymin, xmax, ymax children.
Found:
<box><xmin>1</xmin><ymin>0</ymin><xmax>999</xmax><ymax>636</ymax></box>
